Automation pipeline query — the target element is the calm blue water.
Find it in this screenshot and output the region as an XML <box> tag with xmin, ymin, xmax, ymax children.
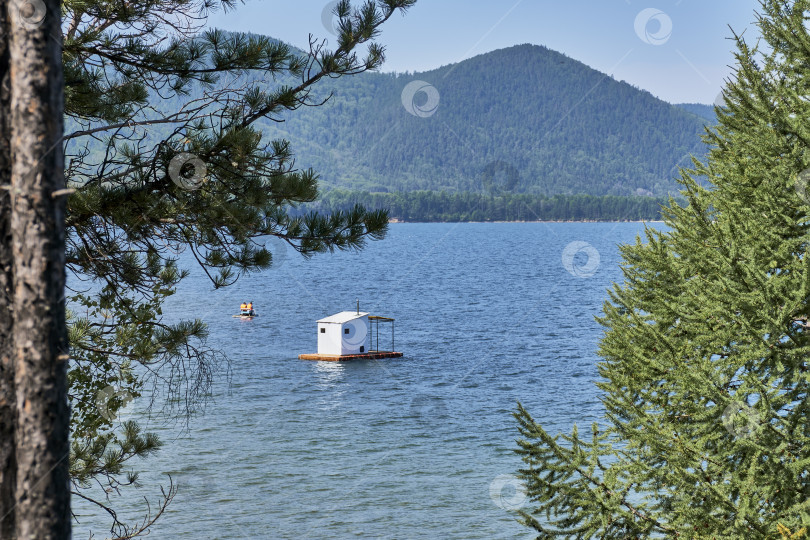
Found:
<box><xmin>72</xmin><ymin>222</ymin><xmax>655</xmax><ymax>539</ymax></box>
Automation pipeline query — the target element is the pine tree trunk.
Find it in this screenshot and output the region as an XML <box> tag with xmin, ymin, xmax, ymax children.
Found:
<box><xmin>0</xmin><ymin>4</ymin><xmax>15</xmax><ymax>538</ymax></box>
<box><xmin>8</xmin><ymin>0</ymin><xmax>69</xmax><ymax>537</ymax></box>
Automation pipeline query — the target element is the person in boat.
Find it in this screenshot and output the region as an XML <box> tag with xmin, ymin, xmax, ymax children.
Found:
<box><xmin>247</xmin><ymin>301</ymin><xmax>254</xmax><ymax>316</ymax></box>
<box><xmin>240</xmin><ymin>301</ymin><xmax>249</xmax><ymax>315</ymax></box>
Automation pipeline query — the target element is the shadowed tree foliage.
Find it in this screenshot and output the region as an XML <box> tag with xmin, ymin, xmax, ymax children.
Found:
<box><xmin>514</xmin><ymin>1</ymin><xmax>810</xmax><ymax>537</ymax></box>
<box><xmin>51</xmin><ymin>0</ymin><xmax>416</xmax><ymax>537</ymax></box>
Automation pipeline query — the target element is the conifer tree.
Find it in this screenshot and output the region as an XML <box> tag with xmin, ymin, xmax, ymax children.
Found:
<box><xmin>0</xmin><ymin>6</ymin><xmax>14</xmax><ymax>536</ymax></box>
<box><xmin>1</xmin><ymin>1</ymin><xmax>416</xmax><ymax>537</ymax></box>
<box><xmin>514</xmin><ymin>1</ymin><xmax>810</xmax><ymax>537</ymax></box>
<box><xmin>1</xmin><ymin>0</ymin><xmax>71</xmax><ymax>536</ymax></box>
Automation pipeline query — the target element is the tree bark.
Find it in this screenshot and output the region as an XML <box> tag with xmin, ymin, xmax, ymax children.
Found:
<box><xmin>0</xmin><ymin>4</ymin><xmax>16</xmax><ymax>538</ymax></box>
<box><xmin>8</xmin><ymin>0</ymin><xmax>70</xmax><ymax>537</ymax></box>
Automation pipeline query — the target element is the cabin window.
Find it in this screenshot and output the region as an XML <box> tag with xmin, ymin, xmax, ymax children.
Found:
<box><xmin>360</xmin><ymin>346</ymin><xmax>365</xmax><ymax>352</ymax></box>
<box><xmin>344</xmin><ymin>328</ymin><xmax>350</xmax><ymax>334</ymax></box>
<box><xmin>320</xmin><ymin>328</ymin><xmax>325</xmax><ymax>333</ymax></box>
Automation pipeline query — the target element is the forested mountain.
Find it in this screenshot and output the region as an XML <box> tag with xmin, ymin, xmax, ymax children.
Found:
<box><xmin>253</xmin><ymin>42</ymin><xmax>711</xmax><ymax>197</ymax></box>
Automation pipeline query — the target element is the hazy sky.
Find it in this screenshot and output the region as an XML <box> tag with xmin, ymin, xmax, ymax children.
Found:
<box><xmin>206</xmin><ymin>0</ymin><xmax>763</xmax><ymax>104</ymax></box>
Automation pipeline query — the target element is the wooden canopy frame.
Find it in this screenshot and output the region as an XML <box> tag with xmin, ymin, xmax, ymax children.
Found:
<box><xmin>368</xmin><ymin>315</ymin><xmax>395</xmax><ymax>353</ymax></box>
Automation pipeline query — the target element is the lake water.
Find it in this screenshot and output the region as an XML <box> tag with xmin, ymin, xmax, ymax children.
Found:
<box><xmin>72</xmin><ymin>222</ymin><xmax>655</xmax><ymax>539</ymax></box>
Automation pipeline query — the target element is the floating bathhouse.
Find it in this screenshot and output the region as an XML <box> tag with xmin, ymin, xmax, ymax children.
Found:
<box><xmin>299</xmin><ymin>309</ymin><xmax>403</xmax><ymax>361</ymax></box>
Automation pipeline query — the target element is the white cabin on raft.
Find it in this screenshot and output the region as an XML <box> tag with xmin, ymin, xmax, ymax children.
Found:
<box><xmin>317</xmin><ymin>311</ymin><xmax>370</xmax><ymax>356</ymax></box>
<box><xmin>299</xmin><ymin>308</ymin><xmax>404</xmax><ymax>361</ymax></box>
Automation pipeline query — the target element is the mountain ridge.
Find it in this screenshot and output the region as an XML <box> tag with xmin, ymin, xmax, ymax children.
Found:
<box><xmin>253</xmin><ymin>41</ymin><xmax>711</xmax><ymax>197</ymax></box>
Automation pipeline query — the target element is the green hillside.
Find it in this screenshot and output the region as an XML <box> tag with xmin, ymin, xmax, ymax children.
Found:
<box><xmin>676</xmin><ymin>102</ymin><xmax>718</xmax><ymax>124</ymax></box>
<box><xmin>255</xmin><ymin>43</ymin><xmax>710</xmax><ymax>197</ymax></box>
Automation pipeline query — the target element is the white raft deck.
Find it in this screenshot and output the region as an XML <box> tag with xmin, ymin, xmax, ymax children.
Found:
<box><xmin>298</xmin><ymin>351</ymin><xmax>403</xmax><ymax>361</ymax></box>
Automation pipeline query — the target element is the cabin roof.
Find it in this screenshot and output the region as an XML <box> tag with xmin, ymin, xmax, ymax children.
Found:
<box><xmin>317</xmin><ymin>311</ymin><xmax>369</xmax><ymax>324</ymax></box>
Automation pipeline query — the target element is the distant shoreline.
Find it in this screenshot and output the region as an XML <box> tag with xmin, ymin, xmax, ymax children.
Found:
<box><xmin>304</xmin><ymin>191</ymin><xmax>677</xmax><ymax>224</ymax></box>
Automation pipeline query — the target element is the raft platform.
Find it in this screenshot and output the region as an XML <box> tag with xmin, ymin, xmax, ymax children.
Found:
<box><xmin>298</xmin><ymin>351</ymin><xmax>403</xmax><ymax>361</ymax></box>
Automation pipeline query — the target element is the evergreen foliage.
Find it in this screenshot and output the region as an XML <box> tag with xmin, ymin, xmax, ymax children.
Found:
<box><xmin>514</xmin><ymin>1</ymin><xmax>810</xmax><ymax>537</ymax></box>
<box><xmin>60</xmin><ymin>0</ymin><xmax>415</xmax><ymax>536</ymax></box>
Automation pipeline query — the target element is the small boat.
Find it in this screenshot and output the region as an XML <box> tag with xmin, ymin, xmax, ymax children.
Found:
<box><xmin>232</xmin><ymin>312</ymin><xmax>258</xmax><ymax>319</ymax></box>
